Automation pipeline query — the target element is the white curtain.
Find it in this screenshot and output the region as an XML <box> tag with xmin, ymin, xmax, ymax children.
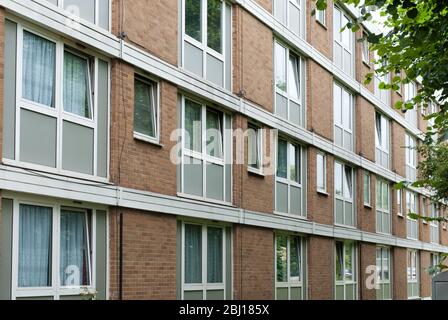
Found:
<box><xmin>64</xmin><ymin>51</ymin><xmax>91</xmax><ymax>118</ymax></box>
<box><xmin>18</xmin><ymin>204</ymin><xmax>52</xmax><ymax>287</ymax></box>
<box><xmin>185</xmin><ymin>224</ymin><xmax>202</xmax><ymax>283</ymax></box>
<box><xmin>22</xmin><ymin>31</ymin><xmax>56</xmax><ymax>107</ymax></box>
<box><xmin>207</xmin><ymin>227</ymin><xmax>223</xmax><ymax>283</ymax></box>
<box><xmin>248</xmin><ymin>127</ymin><xmax>258</xmax><ymax>168</ymax></box>
<box><xmin>134</xmin><ymin>79</ymin><xmax>156</xmax><ymax>138</ymax></box>
<box><xmin>60</xmin><ymin>209</ymin><xmax>90</xmax><ymax>286</ymax></box>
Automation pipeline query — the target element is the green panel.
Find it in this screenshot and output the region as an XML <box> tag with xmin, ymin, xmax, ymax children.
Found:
<box><xmin>16</xmin><ymin>296</ymin><xmax>53</xmax><ymax>300</ymax></box>
<box><xmin>345</xmin><ymin>284</ymin><xmax>355</xmax><ymax>300</ymax></box>
<box><xmin>276</xmin><ymin>287</ymin><xmax>288</xmax><ymax>300</ymax></box>
<box><xmin>0</xmin><ymin>199</ymin><xmax>13</xmax><ymax>300</ymax></box>
<box><xmin>97</xmin><ymin>60</ymin><xmax>109</xmax><ymax>178</ymax></box>
<box><xmin>335</xmin><ymin>285</ymin><xmax>344</xmax><ymax>300</ymax></box>
<box><xmin>62</xmin><ymin>120</ymin><xmax>94</xmax><ymax>174</ymax></box>
<box><xmin>95</xmin><ymin>210</ymin><xmax>107</xmax><ymax>300</ymax></box>
<box><xmin>3</xmin><ymin>20</ymin><xmax>17</xmax><ymax>160</ymax></box>
<box><xmin>383</xmin><ymin>283</ymin><xmax>391</xmax><ymax>300</ymax></box>
<box><xmin>184</xmin><ymin>290</ymin><xmax>203</xmax><ymax>300</ymax></box>
<box><xmin>206</xmin><ymin>289</ymin><xmax>224</xmax><ymax>300</ymax></box>
<box><xmin>225</xmin><ymin>226</ymin><xmax>232</xmax><ymax>300</ymax></box>
<box><xmin>176</xmin><ymin>220</ymin><xmax>182</xmax><ymax>300</ymax></box>
<box><xmin>290</xmin><ymin>287</ymin><xmax>302</xmax><ymax>300</ymax></box>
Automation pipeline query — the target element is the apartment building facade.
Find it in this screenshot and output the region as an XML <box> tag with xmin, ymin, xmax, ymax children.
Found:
<box><xmin>0</xmin><ymin>0</ymin><xmax>447</xmax><ymax>300</ymax></box>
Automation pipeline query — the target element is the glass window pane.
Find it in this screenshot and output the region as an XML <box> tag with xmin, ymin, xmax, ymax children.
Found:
<box><xmin>342</xmin><ymin>89</ymin><xmax>351</xmax><ymax>130</ymax></box>
<box><xmin>185</xmin><ymin>224</ymin><xmax>202</xmax><ymax>284</ymax></box>
<box><xmin>343</xmin><ymin>166</ymin><xmax>352</xmax><ymax>199</ymax></box>
<box><xmin>275</xmin><ymin>43</ymin><xmax>287</xmax><ymax>92</ymax></box>
<box><xmin>290</xmin><ymin>236</ymin><xmax>301</xmax><ymax>280</ymax></box>
<box><xmin>185</xmin><ymin>100</ymin><xmax>202</xmax><ymax>152</ymax></box>
<box><xmin>317</xmin><ymin>154</ymin><xmax>325</xmax><ymax>190</ymax></box>
<box><xmin>60</xmin><ymin>209</ymin><xmax>90</xmax><ymax>286</ymax></box>
<box><xmin>341</xmin><ymin>15</ymin><xmax>350</xmax><ymax>48</ymax></box>
<box><xmin>63</xmin><ymin>51</ymin><xmax>91</xmax><ymax>118</ymax></box>
<box><xmin>276</xmin><ymin>234</ymin><xmax>287</xmax><ymax>282</ymax></box>
<box><xmin>345</xmin><ymin>243</ymin><xmax>353</xmax><ymax>281</ymax></box>
<box><xmin>335</xmin><ymin>241</ymin><xmax>343</xmax><ymax>281</ymax></box>
<box><xmin>248</xmin><ymin>126</ymin><xmax>259</xmax><ymax>169</ymax></box>
<box><xmin>206</xmin><ymin>109</ymin><xmax>223</xmax><ymax>158</ymax></box>
<box><xmin>22</xmin><ymin>31</ymin><xmax>56</xmax><ymax>107</ymax></box>
<box><xmin>185</xmin><ymin>0</ymin><xmax>202</xmax><ymax>42</ymax></box>
<box><xmin>335</xmin><ymin>162</ymin><xmax>343</xmax><ymax>196</ymax></box>
<box><xmin>207</xmin><ymin>0</ymin><xmax>222</xmax><ymax>53</ymax></box>
<box><xmin>289</xmin><ymin>144</ymin><xmax>299</xmax><ymax>183</ymax></box>
<box><xmin>288</xmin><ymin>54</ymin><xmax>300</xmax><ymax>100</ymax></box>
<box><xmin>364</xmin><ymin>173</ymin><xmax>370</xmax><ymax>204</ymax></box>
<box><xmin>207</xmin><ymin>227</ymin><xmax>223</xmax><ymax>283</ymax></box>
<box><xmin>333</xmin><ymin>84</ymin><xmax>342</xmax><ymax>126</ymax></box>
<box><xmin>18</xmin><ymin>204</ymin><xmax>53</xmax><ymax>287</ymax></box>
<box><xmin>277</xmin><ymin>139</ymin><xmax>287</xmax><ymax>178</ymax></box>
<box><xmin>134</xmin><ymin>78</ymin><xmax>156</xmax><ymax>138</ymax></box>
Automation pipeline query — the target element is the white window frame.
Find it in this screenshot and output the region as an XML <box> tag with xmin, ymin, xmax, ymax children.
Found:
<box><xmin>275</xmin><ymin>137</ymin><xmax>306</xmax><ymax>218</ymax></box>
<box><xmin>335</xmin><ymin>241</ymin><xmax>357</xmax><ymax>300</ymax></box>
<box><xmin>274</xmin><ymin>40</ymin><xmax>306</xmax><ymax>128</ymax></box>
<box><xmin>334</xmin><ymin>161</ymin><xmax>355</xmax><ymax>227</ymax></box>
<box><xmin>376</xmin><ymin>178</ymin><xmax>391</xmax><ymax>234</ymax></box>
<box><xmin>397</xmin><ymin>189</ymin><xmax>403</xmax><ymax>217</ymax></box>
<box><xmin>133</xmin><ymin>74</ymin><xmax>160</xmax><ymax>144</ymax></box>
<box><xmin>180</xmin><ymin>221</ymin><xmax>227</xmax><ymax>300</ymax></box>
<box><xmin>316</xmin><ymin>152</ymin><xmax>327</xmax><ymax>193</ymax></box>
<box><xmin>431</xmin><ymin>253</ymin><xmax>441</xmax><ymax>274</ymax></box>
<box><xmin>316</xmin><ymin>8</ymin><xmax>326</xmax><ymax>26</ymax></box>
<box><xmin>430</xmin><ymin>203</ymin><xmax>440</xmax><ymax>244</ymax></box>
<box><xmin>406</xmin><ymin>190</ymin><xmax>419</xmax><ymax>240</ymax></box>
<box><xmin>180</xmin><ymin>96</ymin><xmax>231</xmax><ymax>205</ymax></box>
<box><xmin>273</xmin><ymin>0</ymin><xmax>306</xmax><ymax>37</ymax></box>
<box><xmin>375</xmin><ymin>112</ymin><xmax>390</xmax><ymax>169</ymax></box>
<box><xmin>404</xmin><ymin>81</ymin><xmax>418</xmax><ymax>127</ymax></box>
<box><xmin>9</xmin><ymin>22</ymin><xmax>109</xmax><ymax>182</ymax></box>
<box><xmin>247</xmin><ymin>122</ymin><xmax>263</xmax><ymax>175</ymax></box>
<box><xmin>10</xmin><ymin>197</ymin><xmax>102</xmax><ymax>300</ymax></box>
<box><xmin>333</xmin><ymin>6</ymin><xmax>354</xmax><ymax>76</ymax></box>
<box><xmin>407</xmin><ymin>249</ymin><xmax>420</xmax><ymax>299</ymax></box>
<box><xmin>405</xmin><ymin>134</ymin><xmax>417</xmax><ymax>182</ymax></box>
<box><xmin>376</xmin><ymin>246</ymin><xmax>392</xmax><ymax>300</ymax></box>
<box><xmin>274</xmin><ymin>233</ymin><xmax>305</xmax><ymax>300</ymax></box>
<box><xmin>333</xmin><ymin>83</ymin><xmax>354</xmax><ymax>151</ymax></box>
<box><xmin>363</xmin><ymin>171</ymin><xmax>371</xmax><ymax>207</ymax></box>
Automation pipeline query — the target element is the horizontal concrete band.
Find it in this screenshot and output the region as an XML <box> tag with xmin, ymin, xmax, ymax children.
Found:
<box><xmin>1</xmin><ymin>165</ymin><xmax>446</xmax><ymax>254</ymax></box>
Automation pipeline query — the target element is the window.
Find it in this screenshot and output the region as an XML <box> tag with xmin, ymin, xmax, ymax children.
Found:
<box><xmin>316</xmin><ymin>9</ymin><xmax>326</xmax><ymax>26</ymax></box>
<box><xmin>316</xmin><ymin>152</ymin><xmax>327</xmax><ymax>193</ymax></box>
<box><xmin>274</xmin><ymin>41</ymin><xmax>305</xmax><ymax>127</ymax></box>
<box><xmin>374</xmin><ymin>55</ymin><xmax>391</xmax><ymax>106</ymax></box>
<box><xmin>273</xmin><ymin>0</ymin><xmax>304</xmax><ymax>36</ymax></box>
<box><xmin>44</xmin><ymin>0</ymin><xmax>110</xmax><ymax>30</ymax></box>
<box><xmin>376</xmin><ymin>179</ymin><xmax>391</xmax><ymax>234</ymax></box>
<box><xmin>375</xmin><ymin>113</ymin><xmax>390</xmax><ymax>169</ymax></box>
<box><xmin>180</xmin><ymin>97</ymin><xmax>232</xmax><ymax>203</ymax></box>
<box><xmin>333</xmin><ymin>6</ymin><xmax>354</xmax><ymax>76</ymax></box>
<box><xmin>405</xmin><ymin>134</ymin><xmax>417</xmax><ymax>182</ymax></box>
<box><xmin>397</xmin><ymin>189</ymin><xmax>403</xmax><ymax>216</ymax></box>
<box><xmin>376</xmin><ymin>247</ymin><xmax>391</xmax><ymax>300</ymax></box>
<box><xmin>363</xmin><ymin>172</ymin><xmax>370</xmax><ymax>206</ymax></box>
<box><xmin>404</xmin><ymin>82</ymin><xmax>418</xmax><ymax>127</ymax></box>
<box><xmin>430</xmin><ymin>203</ymin><xmax>440</xmax><ymax>244</ymax></box>
<box><xmin>134</xmin><ymin>75</ymin><xmax>159</xmax><ymax>142</ymax></box>
<box><xmin>431</xmin><ymin>253</ymin><xmax>441</xmax><ymax>275</ymax></box>
<box><xmin>422</xmin><ymin>197</ymin><xmax>427</xmax><ymax>221</ymax></box>
<box><xmin>361</xmin><ymin>32</ymin><xmax>369</xmax><ymax>64</ymax></box>
<box><xmin>181</xmin><ymin>222</ymin><xmax>231</xmax><ymax>300</ymax></box>
<box><xmin>276</xmin><ymin>138</ymin><xmax>305</xmax><ymax>217</ymax></box>
<box><xmin>407</xmin><ymin>250</ymin><xmax>419</xmax><ymax>299</ymax></box>
<box><xmin>247</xmin><ymin>123</ymin><xmax>262</xmax><ymax>173</ymax></box>
<box><xmin>182</xmin><ymin>0</ymin><xmax>231</xmax><ymax>89</ymax></box>
<box><xmin>334</xmin><ymin>161</ymin><xmax>354</xmax><ymax>226</ymax></box>
<box><xmin>406</xmin><ymin>191</ymin><xmax>418</xmax><ymax>240</ymax></box>
<box><xmin>11</xmin><ymin>26</ymin><xmax>109</xmax><ymax>179</ymax></box>
<box><xmin>335</xmin><ymin>241</ymin><xmax>357</xmax><ymax>300</ymax></box>
<box><xmin>334</xmin><ymin>83</ymin><xmax>354</xmax><ymax>151</ymax></box>
<box><xmin>275</xmin><ymin>234</ymin><xmax>304</xmax><ymax>300</ymax></box>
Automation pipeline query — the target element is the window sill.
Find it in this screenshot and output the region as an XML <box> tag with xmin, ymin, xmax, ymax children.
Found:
<box><xmin>133</xmin><ymin>132</ymin><xmax>163</xmax><ymax>147</ymax></box>
<box><xmin>397</xmin><ymin>213</ymin><xmax>404</xmax><ymax>218</ymax></box>
<box><xmin>422</xmin><ymin>221</ymin><xmax>428</xmax><ymax>225</ymax></box>
<box><xmin>364</xmin><ymin>203</ymin><xmax>372</xmax><ymax>209</ymax></box>
<box><xmin>316</xmin><ymin>19</ymin><xmax>327</xmax><ymax>29</ymax></box>
<box><xmin>177</xmin><ymin>192</ymin><xmax>234</xmax><ymax>208</ymax></box>
<box><xmin>317</xmin><ymin>189</ymin><xmax>329</xmax><ymax>196</ymax></box>
<box><xmin>334</xmin><ymin>223</ymin><xmax>357</xmax><ymax>230</ymax></box>
<box><xmin>247</xmin><ymin>167</ymin><xmax>265</xmax><ymax>177</ymax></box>
<box><xmin>362</xmin><ymin>60</ymin><xmax>371</xmax><ymax>69</ymax></box>
<box><xmin>274</xmin><ymin>211</ymin><xmax>308</xmax><ymax>221</ymax></box>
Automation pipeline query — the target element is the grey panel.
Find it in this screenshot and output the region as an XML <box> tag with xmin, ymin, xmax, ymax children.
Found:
<box><xmin>435</xmin><ymin>282</ymin><xmax>448</xmax><ymax>300</ymax></box>
<box><xmin>290</xmin><ymin>287</ymin><xmax>301</xmax><ymax>300</ymax></box>
<box><xmin>20</xmin><ymin>109</ymin><xmax>57</xmax><ymax>167</ymax></box>
<box><xmin>0</xmin><ymin>199</ymin><xmax>13</xmax><ymax>300</ymax></box>
<box><xmin>343</xmin><ymin>50</ymin><xmax>351</xmax><ymax>75</ymax></box>
<box><xmin>334</xmin><ymin>44</ymin><xmax>342</xmax><ymax>69</ymax></box>
<box><xmin>184</xmin><ymin>42</ymin><xmax>203</xmax><ymax>77</ymax></box>
<box><xmin>274</xmin><ymin>0</ymin><xmax>287</xmax><ymax>24</ymax></box>
<box><xmin>95</xmin><ymin>210</ymin><xmax>107</xmax><ymax>300</ymax></box>
<box><xmin>224</xmin><ymin>114</ymin><xmax>232</xmax><ymax>203</ymax></box>
<box><xmin>206</xmin><ymin>290</ymin><xmax>224</xmax><ymax>300</ymax></box>
<box><xmin>344</xmin><ymin>202</ymin><xmax>353</xmax><ymax>226</ymax></box>
<box><xmin>345</xmin><ymin>284</ymin><xmax>355</xmax><ymax>300</ymax></box>
<box><xmin>97</xmin><ymin>60</ymin><xmax>109</xmax><ymax>178</ymax></box>
<box><xmin>3</xmin><ymin>20</ymin><xmax>16</xmax><ymax>160</ymax></box>
<box><xmin>206</xmin><ymin>54</ymin><xmax>223</xmax><ymax>87</ymax></box>
<box><xmin>288</xmin><ymin>3</ymin><xmax>301</xmax><ymax>35</ymax></box>
<box><xmin>64</xmin><ymin>0</ymin><xmax>95</xmax><ymax>24</ymax></box>
<box><xmin>335</xmin><ymin>127</ymin><xmax>343</xmax><ymax>147</ymax></box>
<box><xmin>289</xmin><ymin>100</ymin><xmax>301</xmax><ymax>127</ymax></box>
<box><xmin>335</xmin><ymin>285</ymin><xmax>344</xmax><ymax>300</ymax></box>
<box><xmin>225</xmin><ymin>4</ymin><xmax>231</xmax><ymax>90</ymax></box>
<box><xmin>184</xmin><ymin>156</ymin><xmax>203</xmax><ymax>196</ymax></box>
<box><xmin>276</xmin><ymin>287</ymin><xmax>288</xmax><ymax>300</ymax></box>
<box><xmin>290</xmin><ymin>186</ymin><xmax>301</xmax><ymax>216</ymax></box>
<box><xmin>177</xmin><ymin>97</ymin><xmax>182</xmax><ymax>193</ymax></box>
<box><xmin>60</xmin><ymin>295</ymin><xmax>84</xmax><ymax>300</ymax></box>
<box><xmin>225</xmin><ymin>226</ymin><xmax>232</xmax><ymax>300</ymax></box>
<box><xmin>184</xmin><ymin>290</ymin><xmax>203</xmax><ymax>300</ymax></box>
<box><xmin>62</xmin><ymin>121</ymin><xmax>94</xmax><ymax>175</ymax></box>
<box><xmin>98</xmin><ymin>0</ymin><xmax>110</xmax><ymax>30</ymax></box>
<box><xmin>176</xmin><ymin>220</ymin><xmax>182</xmax><ymax>300</ymax></box>
<box><xmin>206</xmin><ymin>162</ymin><xmax>223</xmax><ymax>201</ymax></box>
<box><xmin>335</xmin><ymin>199</ymin><xmax>344</xmax><ymax>224</ymax></box>
<box><xmin>344</xmin><ymin>131</ymin><xmax>352</xmax><ymax>150</ymax></box>
<box><xmin>383</xmin><ymin>214</ymin><xmax>390</xmax><ymax>234</ymax></box>
<box><xmin>383</xmin><ymin>283</ymin><xmax>391</xmax><ymax>300</ymax></box>
<box><xmin>276</xmin><ymin>94</ymin><xmax>287</xmax><ymax>120</ymax></box>
<box><xmin>276</xmin><ymin>182</ymin><xmax>288</xmax><ymax>213</ymax></box>
<box><xmin>16</xmin><ymin>296</ymin><xmax>53</xmax><ymax>300</ymax></box>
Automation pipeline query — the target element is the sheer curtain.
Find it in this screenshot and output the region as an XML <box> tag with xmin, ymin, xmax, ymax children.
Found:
<box><xmin>248</xmin><ymin>127</ymin><xmax>258</xmax><ymax>168</ymax></box>
<box><xmin>22</xmin><ymin>31</ymin><xmax>56</xmax><ymax>107</ymax></box>
<box><xmin>207</xmin><ymin>227</ymin><xmax>223</xmax><ymax>283</ymax></box>
<box><xmin>63</xmin><ymin>51</ymin><xmax>91</xmax><ymax>118</ymax></box>
<box><xmin>18</xmin><ymin>204</ymin><xmax>52</xmax><ymax>287</ymax></box>
<box><xmin>60</xmin><ymin>209</ymin><xmax>90</xmax><ymax>286</ymax></box>
<box><xmin>185</xmin><ymin>100</ymin><xmax>202</xmax><ymax>152</ymax></box>
<box><xmin>185</xmin><ymin>224</ymin><xmax>202</xmax><ymax>283</ymax></box>
<box><xmin>134</xmin><ymin>79</ymin><xmax>156</xmax><ymax>138</ymax></box>
<box><xmin>206</xmin><ymin>110</ymin><xmax>222</xmax><ymax>158</ymax></box>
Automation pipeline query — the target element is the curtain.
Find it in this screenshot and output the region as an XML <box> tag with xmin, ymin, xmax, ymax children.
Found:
<box><xmin>275</xmin><ymin>42</ymin><xmax>286</xmax><ymax>92</ymax></box>
<box><xmin>134</xmin><ymin>78</ymin><xmax>156</xmax><ymax>138</ymax></box>
<box><xmin>206</xmin><ymin>110</ymin><xmax>223</xmax><ymax>158</ymax></box>
<box><xmin>335</xmin><ymin>242</ymin><xmax>343</xmax><ymax>281</ymax></box>
<box><xmin>276</xmin><ymin>234</ymin><xmax>287</xmax><ymax>282</ymax></box>
<box><xmin>185</xmin><ymin>100</ymin><xmax>202</xmax><ymax>152</ymax></box>
<box><xmin>207</xmin><ymin>227</ymin><xmax>223</xmax><ymax>283</ymax></box>
<box><xmin>60</xmin><ymin>209</ymin><xmax>90</xmax><ymax>286</ymax></box>
<box><xmin>343</xmin><ymin>166</ymin><xmax>352</xmax><ymax>199</ymax></box>
<box><xmin>18</xmin><ymin>204</ymin><xmax>52</xmax><ymax>287</ymax></box>
<box><xmin>288</xmin><ymin>55</ymin><xmax>300</xmax><ymax>100</ymax></box>
<box><xmin>277</xmin><ymin>139</ymin><xmax>287</xmax><ymax>178</ymax></box>
<box><xmin>375</xmin><ymin>113</ymin><xmax>382</xmax><ymax>147</ymax></box>
<box><xmin>63</xmin><ymin>51</ymin><xmax>91</xmax><ymax>118</ymax></box>
<box><xmin>185</xmin><ymin>224</ymin><xmax>202</xmax><ymax>284</ymax></box>
<box><xmin>248</xmin><ymin>127</ymin><xmax>258</xmax><ymax>168</ymax></box>
<box><xmin>289</xmin><ymin>236</ymin><xmax>301</xmax><ymax>280</ymax></box>
<box><xmin>344</xmin><ymin>243</ymin><xmax>353</xmax><ymax>281</ymax></box>
<box><xmin>22</xmin><ymin>31</ymin><xmax>56</xmax><ymax>107</ymax></box>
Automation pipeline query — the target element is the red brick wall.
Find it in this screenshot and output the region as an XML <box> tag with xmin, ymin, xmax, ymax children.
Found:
<box><xmin>355</xmin><ymin>96</ymin><xmax>376</xmax><ymax>162</ymax></box>
<box><xmin>254</xmin><ymin>0</ymin><xmax>272</xmax><ymax>13</ymax></box>
<box><xmin>392</xmin><ymin>122</ymin><xmax>406</xmax><ymax>177</ymax></box>
<box><xmin>359</xmin><ymin>243</ymin><xmax>376</xmax><ymax>300</ymax></box>
<box><xmin>393</xmin><ymin>247</ymin><xmax>408</xmax><ymax>300</ymax></box>
<box><xmin>420</xmin><ymin>251</ymin><xmax>431</xmax><ymax>298</ymax></box>
<box><xmin>307</xmin><ymin>0</ymin><xmax>332</xmax><ymax>60</ymax></box>
<box><xmin>357</xmin><ymin>172</ymin><xmax>375</xmax><ymax>233</ymax></box>
<box><xmin>307</xmin><ymin>236</ymin><xmax>334</xmax><ymax>299</ymax></box>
